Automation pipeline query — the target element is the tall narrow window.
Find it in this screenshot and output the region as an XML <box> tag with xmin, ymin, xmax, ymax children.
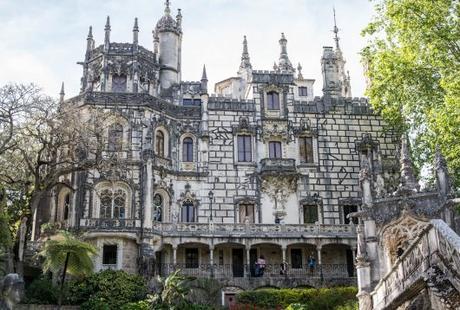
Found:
<box><xmin>63</xmin><ymin>194</ymin><xmax>70</xmax><ymax>221</ymax></box>
<box><xmin>303</xmin><ymin>205</ymin><xmax>318</xmax><ymax>224</ymax></box>
<box><xmin>100</xmin><ymin>190</ymin><xmax>112</xmax><ymax>218</ymax></box>
<box><xmin>291</xmin><ymin>249</ymin><xmax>303</xmax><ymax>268</ymax></box>
<box><xmin>153</xmin><ymin>194</ymin><xmax>163</xmax><ymax>222</ymax></box>
<box><xmin>237</xmin><ymin>135</ymin><xmax>252</xmax><ymax>162</ymax></box>
<box><xmin>299</xmin><ymin>136</ymin><xmax>314</xmax><ymax>163</ymax></box>
<box><xmin>343</xmin><ymin>205</ymin><xmax>358</xmax><ymax>224</ymax></box>
<box><xmin>269</xmin><ymin>141</ymin><xmax>282</xmax><ymax>159</ymax></box>
<box><xmin>267</xmin><ymin>91</ymin><xmax>280</xmax><ymax>110</ymax></box>
<box><xmin>182</xmin><ymin>137</ymin><xmax>193</xmax><ymax>162</ymax></box>
<box><xmin>185</xmin><ymin>248</ymin><xmax>199</xmax><ymax>268</ymax></box>
<box><xmin>102</xmin><ymin>245</ymin><xmax>118</xmax><ymax>265</ymax></box>
<box><xmin>108</xmin><ymin>123</ymin><xmax>123</xmax><ymax>151</ymax></box>
<box><xmin>113</xmin><ymin>189</ymin><xmax>126</xmax><ymax>219</ymax></box>
<box><xmin>239</xmin><ymin>204</ymin><xmax>255</xmax><ymax>223</ymax></box>
<box><xmin>181</xmin><ymin>202</ymin><xmax>195</xmax><ymax>223</ymax></box>
<box><xmin>298</xmin><ymin>87</ymin><xmax>308</xmax><ymax>96</ymax></box>
<box><xmin>156</xmin><ymin>131</ymin><xmax>165</xmax><ymax>157</ymax></box>
<box><xmin>112</xmin><ymin>75</ymin><xmax>127</xmax><ymax>92</ymax></box>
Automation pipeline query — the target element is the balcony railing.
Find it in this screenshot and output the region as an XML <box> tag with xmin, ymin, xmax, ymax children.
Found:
<box><xmin>158</xmin><ymin>263</ymin><xmax>354</xmax><ymax>279</ymax></box>
<box><xmin>260</xmin><ymin>158</ymin><xmax>297</xmax><ymax>175</ymax></box>
<box><xmin>80</xmin><ymin>218</ymin><xmax>140</xmax><ymax>230</ymax></box>
<box><xmin>150</xmin><ymin>222</ymin><xmax>356</xmax><ymax>237</ymax></box>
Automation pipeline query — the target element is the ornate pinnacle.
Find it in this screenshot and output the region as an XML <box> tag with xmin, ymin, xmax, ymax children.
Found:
<box><xmin>87</xmin><ymin>26</ymin><xmax>93</xmax><ymax>40</ymax></box>
<box><xmin>278</xmin><ymin>33</ymin><xmax>293</xmax><ymax>72</ymax></box>
<box><xmin>59</xmin><ymin>82</ymin><xmax>65</xmax><ymax>103</ymax></box>
<box><xmin>165</xmin><ymin>0</ymin><xmax>171</xmax><ymax>15</ymax></box>
<box><xmin>333</xmin><ymin>7</ymin><xmax>340</xmax><ymax>50</ymax></box>
<box><xmin>201</xmin><ymin>64</ymin><xmax>208</xmax><ymax>81</ymax></box>
<box><xmin>133</xmin><ymin>18</ymin><xmax>139</xmax><ymax>45</ymax></box>
<box><xmin>239</xmin><ymin>35</ymin><xmax>252</xmax><ymax>71</ymax></box>
<box><xmin>297</xmin><ymin>63</ymin><xmax>303</xmax><ymax>79</ymax></box>
<box><xmin>398</xmin><ymin>134</ymin><xmax>419</xmax><ymax>193</ymax></box>
<box><xmin>105</xmin><ymin>16</ymin><xmax>111</xmax><ymax>31</ymax></box>
<box><xmin>133</xmin><ymin>17</ymin><xmax>139</xmax><ymax>32</ymax></box>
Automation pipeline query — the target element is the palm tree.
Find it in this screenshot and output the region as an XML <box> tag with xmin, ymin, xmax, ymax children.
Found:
<box><xmin>150</xmin><ymin>269</ymin><xmax>194</xmax><ymax>309</ymax></box>
<box><xmin>39</xmin><ymin>231</ymin><xmax>97</xmax><ymax>307</ymax></box>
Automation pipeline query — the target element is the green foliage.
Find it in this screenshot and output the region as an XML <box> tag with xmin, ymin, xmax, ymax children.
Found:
<box><xmin>39</xmin><ymin>231</ymin><xmax>97</xmax><ymax>278</ymax></box>
<box><xmin>65</xmin><ymin>269</ymin><xmax>148</xmax><ymax>309</ymax></box>
<box><xmin>121</xmin><ymin>300</ymin><xmax>150</xmax><ymax>310</ymax></box>
<box><xmin>149</xmin><ymin>269</ymin><xmax>194</xmax><ymax>308</ymax></box>
<box><xmin>24</xmin><ymin>277</ymin><xmax>58</xmax><ymax>305</ymax></box>
<box><xmin>187</xmin><ymin>277</ymin><xmax>222</xmax><ymax>307</ymax></box>
<box><xmin>362</xmin><ymin>0</ymin><xmax>460</xmax><ymax>187</ymax></box>
<box><xmin>236</xmin><ymin>286</ymin><xmax>358</xmax><ymax>309</ymax></box>
<box><xmin>335</xmin><ymin>300</ymin><xmax>359</xmax><ymax>310</ymax></box>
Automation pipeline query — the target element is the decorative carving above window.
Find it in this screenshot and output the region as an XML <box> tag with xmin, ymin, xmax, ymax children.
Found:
<box><xmin>355</xmin><ymin>133</ymin><xmax>378</xmax><ymax>153</ymax></box>
<box><xmin>232</xmin><ymin>116</ymin><xmax>256</xmax><ymax>135</ymax></box>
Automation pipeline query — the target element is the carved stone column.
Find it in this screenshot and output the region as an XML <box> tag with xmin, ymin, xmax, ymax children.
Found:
<box><xmin>209</xmin><ymin>245</ymin><xmax>215</xmax><ymax>278</ymax></box>
<box><xmin>172</xmin><ymin>245</ymin><xmax>177</xmax><ymax>268</ymax></box>
<box><xmin>143</xmin><ymin>159</ymin><xmax>153</xmax><ymax>228</ymax></box>
<box><xmin>245</xmin><ymin>245</ymin><xmax>251</xmax><ymax>278</ymax></box>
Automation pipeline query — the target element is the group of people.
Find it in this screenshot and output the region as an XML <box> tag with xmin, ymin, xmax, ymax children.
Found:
<box><xmin>253</xmin><ymin>254</ymin><xmax>317</xmax><ymax>277</ymax></box>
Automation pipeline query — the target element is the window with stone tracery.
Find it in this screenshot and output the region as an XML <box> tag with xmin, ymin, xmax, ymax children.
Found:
<box><xmin>181</xmin><ymin>201</ymin><xmax>195</xmax><ymax>223</ymax></box>
<box><xmin>153</xmin><ymin>193</ymin><xmax>163</xmax><ymax>222</ymax></box>
<box><xmin>98</xmin><ymin>188</ymin><xmax>127</xmax><ymax>219</ymax></box>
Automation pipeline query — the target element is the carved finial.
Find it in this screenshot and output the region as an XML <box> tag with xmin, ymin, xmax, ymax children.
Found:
<box><xmin>297</xmin><ymin>63</ymin><xmax>303</xmax><ymax>79</ymax></box>
<box><xmin>434</xmin><ymin>146</ymin><xmax>450</xmax><ymax>196</ymax></box>
<box><xmin>278</xmin><ymin>33</ymin><xmax>294</xmax><ymax>72</ymax></box>
<box><xmin>333</xmin><ymin>7</ymin><xmax>340</xmax><ymax>50</ymax></box>
<box><xmin>273</xmin><ymin>62</ymin><xmax>279</xmax><ymax>71</ymax></box>
<box><xmin>201</xmin><ymin>64</ymin><xmax>208</xmax><ymax>81</ymax></box>
<box><xmin>201</xmin><ymin>64</ymin><xmax>208</xmax><ymax>93</ymax></box>
<box><xmin>239</xmin><ymin>35</ymin><xmax>252</xmax><ymax>71</ymax></box>
<box><xmin>133</xmin><ymin>18</ymin><xmax>139</xmax><ymax>44</ymax></box>
<box><xmin>104</xmin><ymin>16</ymin><xmax>111</xmax><ymax>48</ymax></box>
<box><xmin>398</xmin><ymin>134</ymin><xmax>419</xmax><ymax>194</ymax></box>
<box><xmin>165</xmin><ymin>0</ymin><xmax>171</xmax><ymax>15</ymax></box>
<box><xmin>86</xmin><ymin>26</ymin><xmax>94</xmax><ymax>56</ymax></box>
<box><xmin>59</xmin><ymin>82</ymin><xmax>65</xmax><ymax>103</ymax></box>
<box><xmin>105</xmin><ymin>16</ymin><xmax>111</xmax><ymax>31</ymax></box>
<box><xmin>87</xmin><ymin>26</ymin><xmax>93</xmax><ymax>40</ymax></box>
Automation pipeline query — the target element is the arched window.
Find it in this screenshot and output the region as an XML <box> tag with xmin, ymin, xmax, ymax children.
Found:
<box><xmin>153</xmin><ymin>193</ymin><xmax>163</xmax><ymax>222</ymax></box>
<box><xmin>63</xmin><ymin>194</ymin><xmax>70</xmax><ymax>221</ymax></box>
<box><xmin>182</xmin><ymin>137</ymin><xmax>193</xmax><ymax>162</ymax></box>
<box><xmin>181</xmin><ymin>201</ymin><xmax>195</xmax><ymax>223</ymax></box>
<box><xmin>267</xmin><ymin>91</ymin><xmax>280</xmax><ymax>110</ymax></box>
<box><xmin>108</xmin><ymin>123</ymin><xmax>123</xmax><ymax>151</ymax></box>
<box><xmin>99</xmin><ymin>188</ymin><xmax>127</xmax><ymax>219</ymax></box>
<box><xmin>156</xmin><ymin>130</ymin><xmax>165</xmax><ymax>157</ymax></box>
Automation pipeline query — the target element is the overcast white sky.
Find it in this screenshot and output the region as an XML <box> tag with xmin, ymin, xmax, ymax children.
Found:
<box><xmin>0</xmin><ymin>0</ymin><xmax>375</xmax><ymax>99</ymax></box>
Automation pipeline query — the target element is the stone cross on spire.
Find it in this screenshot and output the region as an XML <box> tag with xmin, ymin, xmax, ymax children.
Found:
<box><xmin>239</xmin><ymin>35</ymin><xmax>252</xmax><ymax>71</ymax></box>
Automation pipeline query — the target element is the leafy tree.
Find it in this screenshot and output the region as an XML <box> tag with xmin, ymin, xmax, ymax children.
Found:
<box><xmin>362</xmin><ymin>0</ymin><xmax>460</xmax><ymax>187</ymax></box>
<box><xmin>149</xmin><ymin>269</ymin><xmax>194</xmax><ymax>309</ymax></box>
<box><xmin>39</xmin><ymin>231</ymin><xmax>97</xmax><ymax>306</ymax></box>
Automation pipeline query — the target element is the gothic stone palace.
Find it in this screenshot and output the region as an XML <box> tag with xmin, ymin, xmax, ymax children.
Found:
<box><xmin>31</xmin><ymin>1</ymin><xmax>413</xmax><ymax>304</ymax></box>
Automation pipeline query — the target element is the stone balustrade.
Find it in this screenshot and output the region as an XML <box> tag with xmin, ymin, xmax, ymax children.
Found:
<box><xmin>260</xmin><ymin>158</ymin><xmax>297</xmax><ymax>175</ymax></box>
<box><xmin>371</xmin><ymin>219</ymin><xmax>460</xmax><ymax>310</ymax></box>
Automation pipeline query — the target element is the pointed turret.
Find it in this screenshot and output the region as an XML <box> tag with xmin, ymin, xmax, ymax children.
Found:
<box><xmin>165</xmin><ymin>0</ymin><xmax>171</xmax><ymax>15</ymax></box>
<box><xmin>85</xmin><ymin>26</ymin><xmax>94</xmax><ymax>59</ymax></box>
<box><xmin>133</xmin><ymin>18</ymin><xmax>139</xmax><ymax>45</ymax></box>
<box><xmin>239</xmin><ymin>35</ymin><xmax>252</xmax><ymax>72</ymax></box>
<box><xmin>201</xmin><ymin>65</ymin><xmax>208</xmax><ymax>93</ymax></box>
<box><xmin>435</xmin><ymin>146</ymin><xmax>451</xmax><ymax>196</ymax></box>
<box><xmin>333</xmin><ymin>7</ymin><xmax>340</xmax><ymax>51</ymax></box>
<box><xmin>176</xmin><ymin>9</ymin><xmax>182</xmax><ymax>31</ymax></box>
<box><xmin>397</xmin><ymin>135</ymin><xmax>419</xmax><ymax>194</ymax></box>
<box><xmin>104</xmin><ymin>16</ymin><xmax>111</xmax><ymax>50</ymax></box>
<box><xmin>278</xmin><ymin>33</ymin><xmax>294</xmax><ymax>72</ymax></box>
<box><xmin>59</xmin><ymin>82</ymin><xmax>65</xmax><ymax>103</ymax></box>
<box><xmin>297</xmin><ymin>63</ymin><xmax>304</xmax><ymax>80</ymax></box>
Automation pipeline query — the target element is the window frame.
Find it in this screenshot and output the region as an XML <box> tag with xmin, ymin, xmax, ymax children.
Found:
<box><xmin>269</xmin><ymin>141</ymin><xmax>282</xmax><ymax>159</ymax></box>
<box><xmin>156</xmin><ymin>130</ymin><xmax>165</xmax><ymax>157</ymax></box>
<box><xmin>237</xmin><ymin>135</ymin><xmax>252</xmax><ymax>162</ymax></box>
<box><xmin>181</xmin><ymin>201</ymin><xmax>196</xmax><ymax>223</ymax></box>
<box><xmin>102</xmin><ymin>244</ymin><xmax>118</xmax><ymax>265</ymax></box>
<box><xmin>303</xmin><ymin>204</ymin><xmax>318</xmax><ymax>224</ymax></box>
<box><xmin>343</xmin><ymin>205</ymin><xmax>358</xmax><ymax>224</ymax></box>
<box><xmin>239</xmin><ymin>203</ymin><xmax>255</xmax><ymax>223</ymax></box>
<box><xmin>267</xmin><ymin>91</ymin><xmax>280</xmax><ymax>110</ymax></box>
<box><xmin>185</xmin><ymin>248</ymin><xmax>199</xmax><ymax>268</ymax></box>
<box><xmin>182</xmin><ymin>137</ymin><xmax>194</xmax><ymax>162</ymax></box>
<box><xmin>299</xmin><ymin>136</ymin><xmax>314</xmax><ymax>163</ymax></box>
<box><xmin>298</xmin><ymin>86</ymin><xmax>308</xmax><ymax>97</ymax></box>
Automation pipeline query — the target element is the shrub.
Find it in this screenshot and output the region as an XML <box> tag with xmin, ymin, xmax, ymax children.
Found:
<box><xmin>65</xmin><ymin>269</ymin><xmax>148</xmax><ymax>309</ymax></box>
<box><xmin>24</xmin><ymin>277</ymin><xmax>58</xmax><ymax>305</ymax></box>
<box><xmin>236</xmin><ymin>286</ymin><xmax>358</xmax><ymax>309</ymax></box>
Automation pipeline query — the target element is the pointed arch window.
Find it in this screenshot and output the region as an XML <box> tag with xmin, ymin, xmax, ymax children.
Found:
<box><xmin>108</xmin><ymin>123</ymin><xmax>123</xmax><ymax>151</ymax></box>
<box><xmin>156</xmin><ymin>131</ymin><xmax>165</xmax><ymax>157</ymax></box>
<box><xmin>181</xmin><ymin>201</ymin><xmax>196</xmax><ymax>223</ymax></box>
<box><xmin>99</xmin><ymin>188</ymin><xmax>127</xmax><ymax>219</ymax></box>
<box><xmin>182</xmin><ymin>137</ymin><xmax>193</xmax><ymax>162</ymax></box>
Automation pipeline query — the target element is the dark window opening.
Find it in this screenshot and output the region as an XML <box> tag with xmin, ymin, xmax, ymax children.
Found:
<box><xmin>269</xmin><ymin>141</ymin><xmax>282</xmax><ymax>159</ymax></box>
<box><xmin>181</xmin><ymin>202</ymin><xmax>195</xmax><ymax>223</ymax></box>
<box><xmin>182</xmin><ymin>137</ymin><xmax>193</xmax><ymax>162</ymax></box>
<box><xmin>153</xmin><ymin>193</ymin><xmax>163</xmax><ymax>222</ymax></box>
<box><xmin>237</xmin><ymin>135</ymin><xmax>252</xmax><ymax>162</ymax></box>
<box><xmin>299</xmin><ymin>136</ymin><xmax>314</xmax><ymax>163</ymax></box>
<box><xmin>102</xmin><ymin>245</ymin><xmax>117</xmax><ymax>265</ymax></box>
<box><xmin>156</xmin><ymin>131</ymin><xmax>165</xmax><ymax>157</ymax></box>
<box><xmin>303</xmin><ymin>205</ymin><xmax>318</xmax><ymax>224</ymax></box>
<box><xmin>185</xmin><ymin>248</ymin><xmax>199</xmax><ymax>268</ymax></box>
<box><xmin>267</xmin><ymin>91</ymin><xmax>280</xmax><ymax>110</ymax></box>
<box><xmin>298</xmin><ymin>87</ymin><xmax>308</xmax><ymax>96</ymax></box>
<box><xmin>291</xmin><ymin>249</ymin><xmax>303</xmax><ymax>268</ymax></box>
<box><xmin>343</xmin><ymin>205</ymin><xmax>358</xmax><ymax>224</ymax></box>
<box><xmin>182</xmin><ymin>99</ymin><xmax>201</xmax><ymax>106</ymax></box>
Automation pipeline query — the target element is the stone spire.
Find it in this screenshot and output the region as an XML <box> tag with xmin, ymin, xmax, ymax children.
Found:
<box><xmin>165</xmin><ymin>0</ymin><xmax>171</xmax><ymax>15</ymax></box>
<box><xmin>201</xmin><ymin>64</ymin><xmax>208</xmax><ymax>93</ymax></box>
<box><xmin>278</xmin><ymin>33</ymin><xmax>294</xmax><ymax>72</ymax></box>
<box><xmin>133</xmin><ymin>18</ymin><xmax>139</xmax><ymax>45</ymax></box>
<box><xmin>86</xmin><ymin>26</ymin><xmax>94</xmax><ymax>59</ymax></box>
<box><xmin>104</xmin><ymin>16</ymin><xmax>111</xmax><ymax>50</ymax></box>
<box><xmin>176</xmin><ymin>9</ymin><xmax>182</xmax><ymax>31</ymax></box>
<box><xmin>435</xmin><ymin>146</ymin><xmax>450</xmax><ymax>196</ymax></box>
<box><xmin>297</xmin><ymin>63</ymin><xmax>303</xmax><ymax>80</ymax></box>
<box><xmin>333</xmin><ymin>7</ymin><xmax>340</xmax><ymax>51</ymax></box>
<box><xmin>397</xmin><ymin>135</ymin><xmax>419</xmax><ymax>194</ymax></box>
<box><xmin>239</xmin><ymin>35</ymin><xmax>252</xmax><ymax>71</ymax></box>
<box><xmin>59</xmin><ymin>82</ymin><xmax>65</xmax><ymax>103</ymax></box>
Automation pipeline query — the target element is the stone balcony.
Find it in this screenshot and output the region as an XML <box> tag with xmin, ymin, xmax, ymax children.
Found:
<box><xmin>259</xmin><ymin>158</ymin><xmax>297</xmax><ymax>176</ymax></box>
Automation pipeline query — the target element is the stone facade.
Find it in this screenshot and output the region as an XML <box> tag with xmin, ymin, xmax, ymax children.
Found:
<box><xmin>30</xmin><ymin>2</ymin><xmax>416</xmax><ymax>304</ymax></box>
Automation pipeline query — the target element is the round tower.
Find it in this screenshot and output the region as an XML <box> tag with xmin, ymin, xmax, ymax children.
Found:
<box><xmin>155</xmin><ymin>0</ymin><xmax>182</xmax><ymax>90</ymax></box>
